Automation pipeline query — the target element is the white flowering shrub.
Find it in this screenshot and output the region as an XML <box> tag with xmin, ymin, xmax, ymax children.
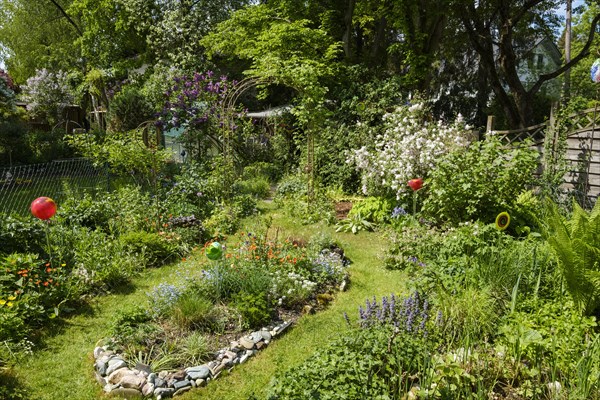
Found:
<box><xmin>347</xmin><ymin>103</ymin><xmax>471</xmax><ymax>199</ymax></box>
<box><xmin>21</xmin><ymin>69</ymin><xmax>74</xmax><ymax>124</ymax></box>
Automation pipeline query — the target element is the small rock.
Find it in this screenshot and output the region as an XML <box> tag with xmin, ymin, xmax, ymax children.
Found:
<box><xmin>154</xmin><ymin>377</ymin><xmax>166</xmax><ymax>388</ymax></box>
<box><xmin>173</xmin><ymin>380</ymin><xmax>191</xmax><ymax>390</ymax></box>
<box><xmin>173</xmin><ymin>386</ymin><xmax>192</xmax><ymax>397</ymax></box>
<box><xmin>94</xmin><ymin>346</ymin><xmax>105</xmax><ymax>359</ymax></box>
<box><xmin>230</xmin><ymin>340</ymin><xmax>241</xmax><ymax>352</ymax></box>
<box><xmin>339</xmin><ymin>280</ymin><xmax>347</xmax><ymax>292</ymax></box>
<box><xmin>170</xmin><ymin>370</ymin><xmax>186</xmax><ymax>380</ymax></box>
<box><xmin>250</xmin><ymin>331</ymin><xmax>263</xmax><ymax>343</ymax></box>
<box><xmin>95</xmin><ymin>360</ymin><xmax>108</xmax><ymax>376</ymax></box>
<box><xmin>154</xmin><ymin>387</ymin><xmax>175</xmax><ymax>398</ymax></box>
<box><xmin>195</xmin><ymin>379</ymin><xmax>207</xmax><ymax>387</ymax></box>
<box><xmin>107</xmin><ymin>368</ymin><xmax>135</xmax><ymax>385</ymax></box>
<box><xmin>278</xmin><ymin>321</ymin><xmax>291</xmax><ymax>334</ymax></box>
<box><xmin>148</xmin><ymin>373</ymin><xmax>156</xmax><ymax>385</ymax></box>
<box><xmin>142</xmin><ymin>383</ymin><xmax>154</xmax><ymax>397</ymax></box>
<box><xmin>210</xmin><ymin>363</ymin><xmax>225</xmax><ymax>376</ymax></box>
<box><xmin>106</xmin><ymin>358</ymin><xmax>127</xmax><ymax>376</ymax></box>
<box><xmin>260</xmin><ymin>331</ymin><xmax>272</xmax><ymax>341</ymax></box>
<box><xmin>221</xmin><ymin>358</ymin><xmax>234</xmax><ymax>368</ymax></box>
<box><xmin>158</xmin><ymin>370</ymin><xmax>169</xmax><ymax>379</ymax></box>
<box><xmin>94</xmin><ymin>371</ymin><xmax>107</xmax><ymax>386</ymax></box>
<box><xmin>239</xmin><ymin>336</ymin><xmax>255</xmax><ymax>350</ymax></box>
<box><xmin>134</xmin><ymin>362</ymin><xmax>152</xmax><ymax>375</ymax></box>
<box><xmin>185</xmin><ymin>365</ymin><xmax>211</xmax><ymax>380</ymax></box>
<box><xmin>256</xmin><ymin>341</ymin><xmax>266</xmax><ymax>350</ymax></box>
<box><xmin>239</xmin><ymin>354</ymin><xmax>249</xmax><ymax>364</ymax></box>
<box><xmin>120</xmin><ymin>374</ymin><xmax>146</xmax><ymax>390</ymax></box>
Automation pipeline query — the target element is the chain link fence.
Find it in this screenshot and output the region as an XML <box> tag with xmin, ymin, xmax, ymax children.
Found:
<box><xmin>0</xmin><ymin>158</ymin><xmax>109</xmax><ymax>216</ymax></box>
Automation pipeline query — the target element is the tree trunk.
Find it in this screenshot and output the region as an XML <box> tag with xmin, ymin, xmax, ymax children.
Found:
<box><xmin>342</xmin><ymin>0</ymin><xmax>356</xmax><ymax>61</ymax></box>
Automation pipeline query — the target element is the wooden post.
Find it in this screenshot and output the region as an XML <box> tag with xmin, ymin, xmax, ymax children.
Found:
<box><xmin>486</xmin><ymin>115</ymin><xmax>495</xmax><ymax>133</ymax></box>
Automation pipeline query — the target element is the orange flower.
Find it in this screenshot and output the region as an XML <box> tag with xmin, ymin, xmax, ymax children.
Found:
<box><xmin>45</xmin><ymin>263</ymin><xmax>50</xmax><ymax>267</ymax></box>
<box><xmin>46</xmin><ymin>267</ymin><xmax>52</xmax><ymax>273</ymax></box>
<box><xmin>43</xmin><ymin>282</ymin><xmax>49</xmax><ymax>286</ymax></box>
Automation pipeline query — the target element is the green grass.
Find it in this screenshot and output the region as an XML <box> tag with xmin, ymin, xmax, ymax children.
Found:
<box><xmin>11</xmin><ymin>202</ymin><xmax>408</xmax><ymax>400</ymax></box>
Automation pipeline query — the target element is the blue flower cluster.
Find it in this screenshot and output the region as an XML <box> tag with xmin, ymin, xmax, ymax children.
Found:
<box><xmin>312</xmin><ymin>249</ymin><xmax>346</xmax><ymax>277</ymax></box>
<box><xmin>147</xmin><ymin>283</ymin><xmax>182</xmax><ymax>318</ymax></box>
<box><xmin>391</xmin><ymin>206</ymin><xmax>408</xmax><ymax>218</ymax></box>
<box><xmin>358</xmin><ymin>292</ymin><xmax>434</xmax><ymax>337</ymax></box>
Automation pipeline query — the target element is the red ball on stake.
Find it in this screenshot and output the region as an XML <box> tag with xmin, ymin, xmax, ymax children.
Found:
<box><xmin>407</xmin><ymin>178</ymin><xmax>423</xmax><ymax>191</ymax></box>
<box><xmin>31</xmin><ymin>197</ymin><xmax>57</xmax><ymax>220</ymax></box>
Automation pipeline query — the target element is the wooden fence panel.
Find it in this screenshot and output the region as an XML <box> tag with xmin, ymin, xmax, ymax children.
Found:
<box><xmin>488</xmin><ymin>107</ymin><xmax>600</xmax><ymax>206</ymax></box>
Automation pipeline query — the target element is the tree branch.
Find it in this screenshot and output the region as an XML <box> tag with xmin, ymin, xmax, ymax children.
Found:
<box><xmin>513</xmin><ymin>0</ymin><xmax>545</xmax><ymax>25</ymax></box>
<box><xmin>47</xmin><ymin>0</ymin><xmax>82</xmax><ymax>37</ymax></box>
<box><xmin>529</xmin><ymin>13</ymin><xmax>600</xmax><ymax>95</ymax></box>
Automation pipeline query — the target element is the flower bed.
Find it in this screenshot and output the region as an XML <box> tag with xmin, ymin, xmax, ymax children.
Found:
<box><xmin>92</xmin><ymin>230</ymin><xmax>350</xmax><ymax>398</ymax></box>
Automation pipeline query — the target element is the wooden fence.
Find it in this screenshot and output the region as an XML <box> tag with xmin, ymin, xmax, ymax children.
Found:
<box><xmin>488</xmin><ymin>107</ymin><xmax>600</xmax><ymax>207</ymax></box>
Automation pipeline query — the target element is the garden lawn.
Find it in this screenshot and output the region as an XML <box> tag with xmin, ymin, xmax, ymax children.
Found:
<box><xmin>13</xmin><ymin>203</ymin><xmax>408</xmax><ymax>400</ymax></box>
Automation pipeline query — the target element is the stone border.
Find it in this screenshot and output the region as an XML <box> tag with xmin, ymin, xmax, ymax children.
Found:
<box><xmin>93</xmin><ymin>321</ymin><xmax>292</xmax><ymax>399</ymax></box>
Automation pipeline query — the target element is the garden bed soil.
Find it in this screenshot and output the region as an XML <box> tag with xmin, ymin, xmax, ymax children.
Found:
<box><xmin>335</xmin><ymin>202</ymin><xmax>352</xmax><ymax>220</ymax></box>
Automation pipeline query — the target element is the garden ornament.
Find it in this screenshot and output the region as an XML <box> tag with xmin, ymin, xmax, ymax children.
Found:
<box><xmin>31</xmin><ymin>196</ymin><xmax>57</xmax><ymax>220</ymax></box>
<box><xmin>495</xmin><ymin>212</ymin><xmax>510</xmax><ymax>231</ymax></box>
<box><xmin>591</xmin><ymin>59</ymin><xmax>600</xmax><ymax>83</ymax></box>
<box><xmin>206</xmin><ymin>241</ymin><xmax>223</xmax><ymax>260</ymax></box>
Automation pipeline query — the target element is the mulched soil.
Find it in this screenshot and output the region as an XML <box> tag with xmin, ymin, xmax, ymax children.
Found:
<box><xmin>334</xmin><ymin>201</ymin><xmax>353</xmax><ymax>220</ymax></box>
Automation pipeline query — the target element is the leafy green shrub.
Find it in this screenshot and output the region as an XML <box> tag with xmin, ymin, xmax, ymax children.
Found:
<box><xmin>242</xmin><ymin>162</ymin><xmax>280</xmax><ymax>183</ymax></box>
<box><xmin>0</xmin><ymin>215</ymin><xmax>45</xmax><ymax>256</ymax></box>
<box><xmin>231</xmin><ymin>194</ymin><xmax>258</xmax><ymax>218</ymax></box>
<box><xmin>423</xmin><ymin>136</ymin><xmax>539</xmax><ymax>225</ymax></box>
<box><xmin>347</xmin><ymin>196</ymin><xmax>394</xmax><ymax>223</ymax></box>
<box><xmin>233</xmin><ymin>177</ymin><xmax>271</xmax><ymax>199</ymax></box>
<box><xmin>58</xmin><ymin>193</ymin><xmax>116</xmax><ymax>231</ymax></box>
<box><xmin>71</xmin><ymin>229</ymin><xmax>142</xmax><ymax>290</ymax></box>
<box><xmin>204</xmin><ymin>205</ymin><xmax>240</xmax><ymax>238</ymax></box>
<box><xmin>498</xmin><ymin>299</ymin><xmax>599</xmax><ymax>396</ymax></box>
<box><xmin>162</xmin><ymin>161</ymin><xmax>215</xmax><ymax>220</ymax></box>
<box><xmin>335</xmin><ymin>212</ymin><xmax>376</xmax><ymax>234</ymax></box>
<box><xmin>233</xmin><ymin>292</ymin><xmax>274</xmax><ymax>329</ymax></box>
<box><xmin>120</xmin><ymin>231</ymin><xmax>178</xmax><ymax>268</ymax></box>
<box><xmin>109</xmin><ymin>307</ymin><xmax>160</xmax><ymax>347</ymax></box>
<box><xmin>274</xmin><ymin>174</ymin><xmax>306</xmax><ymax>199</ymax></box>
<box><xmin>107</xmin><ymin>86</ymin><xmax>154</xmax><ymax>132</ymax></box>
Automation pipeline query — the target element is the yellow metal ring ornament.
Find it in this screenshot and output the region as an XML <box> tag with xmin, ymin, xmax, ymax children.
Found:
<box><xmin>495</xmin><ymin>212</ymin><xmax>510</xmax><ymax>231</ymax></box>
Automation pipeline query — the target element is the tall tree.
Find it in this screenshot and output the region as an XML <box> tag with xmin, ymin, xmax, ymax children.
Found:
<box><xmin>459</xmin><ymin>0</ymin><xmax>600</xmax><ymax>128</ymax></box>
<box><xmin>0</xmin><ymin>0</ymin><xmax>79</xmax><ymax>83</ymax></box>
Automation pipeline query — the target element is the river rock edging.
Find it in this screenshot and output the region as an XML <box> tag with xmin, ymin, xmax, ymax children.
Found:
<box><xmin>93</xmin><ymin>320</ymin><xmax>292</xmax><ymax>399</ymax></box>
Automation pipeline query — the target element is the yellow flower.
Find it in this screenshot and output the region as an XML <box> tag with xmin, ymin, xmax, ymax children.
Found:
<box><xmin>495</xmin><ymin>212</ymin><xmax>510</xmax><ymax>231</ymax></box>
<box><xmin>0</xmin><ymin>300</ymin><xmax>5</xmax><ymax>306</ymax></box>
<box><xmin>7</xmin><ymin>295</ymin><xmax>16</xmax><ymax>301</ymax></box>
<box><xmin>6</xmin><ymin>302</ymin><xmax>13</xmax><ymax>307</ymax></box>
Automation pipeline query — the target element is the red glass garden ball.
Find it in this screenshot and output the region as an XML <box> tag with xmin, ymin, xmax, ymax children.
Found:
<box><xmin>407</xmin><ymin>178</ymin><xmax>423</xmax><ymax>191</ymax></box>
<box><xmin>31</xmin><ymin>197</ymin><xmax>57</xmax><ymax>220</ymax></box>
